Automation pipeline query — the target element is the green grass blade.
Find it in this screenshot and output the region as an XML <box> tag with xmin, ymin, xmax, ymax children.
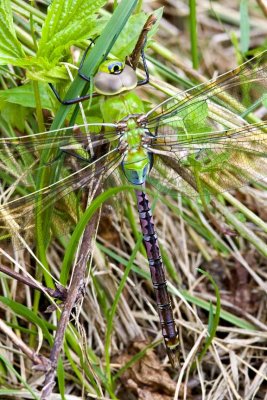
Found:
<box><xmin>57</xmin><ymin>356</ymin><xmax>66</xmax><ymax>400</ymax></box>
<box><xmin>60</xmin><ymin>186</ymin><xmax>133</xmax><ymax>285</ymax></box>
<box><xmin>240</xmin><ymin>0</ymin><xmax>250</xmax><ymax>54</ymax></box>
<box><xmin>189</xmin><ymin>0</ymin><xmax>199</xmax><ymax>69</ymax></box>
<box><xmin>0</xmin><ymin>356</ymin><xmax>39</xmax><ymax>400</ymax></box>
<box><xmin>105</xmin><ymin>233</ymin><xmax>143</xmax><ymax>388</ymax></box>
<box><xmin>0</xmin><ymin>296</ymin><xmax>53</xmax><ymax>345</ymax></box>
<box><xmin>195</xmin><ymin>268</ymin><xmax>221</xmax><ymax>364</ymax></box>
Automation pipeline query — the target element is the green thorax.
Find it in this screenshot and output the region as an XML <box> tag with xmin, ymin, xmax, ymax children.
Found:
<box><xmin>121</xmin><ymin>118</ymin><xmax>151</xmax><ymax>185</ymax></box>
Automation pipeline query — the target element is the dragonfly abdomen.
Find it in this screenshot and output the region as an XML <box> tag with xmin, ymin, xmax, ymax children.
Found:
<box><xmin>135</xmin><ymin>190</ymin><xmax>179</xmax><ymax>364</ymax></box>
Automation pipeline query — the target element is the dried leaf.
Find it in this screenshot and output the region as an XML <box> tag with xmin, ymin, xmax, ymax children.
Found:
<box><xmin>115</xmin><ymin>341</ymin><xmax>184</xmax><ymax>400</ymax></box>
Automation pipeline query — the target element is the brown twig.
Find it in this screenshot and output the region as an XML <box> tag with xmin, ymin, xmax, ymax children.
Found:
<box><xmin>0</xmin><ymin>264</ymin><xmax>67</xmax><ymax>300</ymax></box>
<box><xmin>130</xmin><ymin>14</ymin><xmax>157</xmax><ymax>70</ymax></box>
<box><xmin>256</xmin><ymin>0</ymin><xmax>267</xmax><ymax>17</ymax></box>
<box><xmin>41</xmin><ymin>183</ymin><xmax>102</xmax><ymax>400</ymax></box>
<box><xmin>0</xmin><ymin>318</ymin><xmax>49</xmax><ymax>367</ymax></box>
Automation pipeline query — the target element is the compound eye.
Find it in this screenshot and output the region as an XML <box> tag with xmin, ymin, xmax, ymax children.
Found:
<box><xmin>108</xmin><ymin>61</ymin><xmax>124</xmax><ymax>74</ymax></box>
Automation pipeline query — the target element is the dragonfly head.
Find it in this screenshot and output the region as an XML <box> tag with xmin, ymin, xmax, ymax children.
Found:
<box><xmin>121</xmin><ymin>149</ymin><xmax>152</xmax><ymax>185</ymax></box>
<box><xmin>94</xmin><ymin>60</ymin><xmax>138</xmax><ymax>96</ymax></box>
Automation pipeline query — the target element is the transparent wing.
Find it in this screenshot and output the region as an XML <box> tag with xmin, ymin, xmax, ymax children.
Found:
<box><xmin>0</xmin><ymin>124</ymin><xmax>120</xmax><ymax>164</ymax></box>
<box><xmin>144</xmin><ymin>51</ymin><xmax>267</xmax><ymax>197</ymax></box>
<box><xmin>0</xmin><ymin>123</ymin><xmax>120</xmax><ymax>192</ymax></box>
<box><xmin>145</xmin><ymin>50</ymin><xmax>267</xmax><ymax>130</ymax></box>
<box><xmin>147</xmin><ymin>122</ymin><xmax>267</xmax><ymax>198</ymax></box>
<box><xmin>0</xmin><ymin>125</ymin><xmax>123</xmax><ymax>238</ymax></box>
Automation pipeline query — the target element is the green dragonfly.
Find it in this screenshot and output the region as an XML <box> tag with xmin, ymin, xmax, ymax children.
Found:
<box><xmin>0</xmin><ymin>49</ymin><xmax>266</xmax><ymax>365</ymax></box>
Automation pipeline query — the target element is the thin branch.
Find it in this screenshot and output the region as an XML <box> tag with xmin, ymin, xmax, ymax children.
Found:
<box><xmin>130</xmin><ymin>14</ymin><xmax>157</xmax><ymax>70</ymax></box>
<box><xmin>0</xmin><ymin>318</ymin><xmax>49</xmax><ymax>367</ymax></box>
<box><xmin>0</xmin><ymin>264</ymin><xmax>67</xmax><ymax>300</ymax></box>
<box><xmin>256</xmin><ymin>0</ymin><xmax>267</xmax><ymax>17</ymax></box>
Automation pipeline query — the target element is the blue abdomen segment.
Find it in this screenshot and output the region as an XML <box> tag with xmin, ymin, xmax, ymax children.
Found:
<box><xmin>121</xmin><ymin>151</ymin><xmax>153</xmax><ymax>185</ymax></box>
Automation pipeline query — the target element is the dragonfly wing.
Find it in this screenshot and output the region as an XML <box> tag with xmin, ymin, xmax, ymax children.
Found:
<box><xmin>0</xmin><ymin>125</ymin><xmax>119</xmax><ymax>163</ymax></box>
<box><xmin>146</xmin><ymin>50</ymin><xmax>267</xmax><ymax>132</ymax></box>
<box><xmin>145</xmin><ymin>51</ymin><xmax>267</xmax><ymax>197</ymax></box>
<box><xmin>148</xmin><ymin>122</ymin><xmax>267</xmax><ymax>198</ymax></box>
<box><xmin>148</xmin><ymin>156</ymin><xmax>199</xmax><ymax>199</ymax></box>
<box><xmin>0</xmin><ymin>126</ymin><xmax>122</xmax><ymax>242</ymax></box>
<box><xmin>0</xmin><ymin>124</ymin><xmax>120</xmax><ymax>193</ymax></box>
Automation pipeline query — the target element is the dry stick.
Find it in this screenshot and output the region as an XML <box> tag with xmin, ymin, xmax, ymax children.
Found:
<box><xmin>41</xmin><ymin>184</ymin><xmax>102</xmax><ymax>400</ymax></box>
<box><xmin>0</xmin><ymin>264</ymin><xmax>67</xmax><ymax>300</ymax></box>
<box><xmin>256</xmin><ymin>0</ymin><xmax>267</xmax><ymax>18</ymax></box>
<box><xmin>0</xmin><ymin>318</ymin><xmax>49</xmax><ymax>366</ymax></box>
<box><xmin>130</xmin><ymin>14</ymin><xmax>157</xmax><ymax>70</ymax></box>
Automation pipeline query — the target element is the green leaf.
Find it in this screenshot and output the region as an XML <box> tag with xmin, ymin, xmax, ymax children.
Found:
<box><xmin>179</xmin><ymin>99</ymin><xmax>209</xmax><ymax>129</ymax></box>
<box><xmin>0</xmin><ymin>82</ymin><xmax>53</xmax><ymax>110</ymax></box>
<box><xmin>234</xmin><ymin>212</ymin><xmax>247</xmax><ymax>223</ymax></box>
<box><xmin>147</xmin><ymin>8</ymin><xmax>163</xmax><ymax>42</ymax></box>
<box><xmin>111</xmin><ymin>13</ymin><xmax>147</xmax><ymax>59</ymax></box>
<box><xmin>0</xmin><ymin>0</ymin><xmax>25</xmax><ymax>65</ymax></box>
<box><xmin>100</xmin><ymin>92</ymin><xmax>145</xmax><ymax>122</ymax></box>
<box><xmin>196</xmin><ymin>150</ymin><xmax>231</xmax><ymax>173</ymax></box>
<box><xmin>26</xmin><ymin>58</ymin><xmax>70</xmax><ymax>83</ymax></box>
<box><xmin>262</xmin><ymin>93</ymin><xmax>267</xmax><ymax>108</ymax></box>
<box><xmin>0</xmin><ymin>102</ymin><xmax>30</xmax><ymax>131</ymax></box>
<box><xmin>162</xmin><ymin>98</ymin><xmax>209</xmax><ymax>137</ymax></box>
<box><xmin>38</xmin><ymin>0</ymin><xmax>108</xmax><ymax>62</ymax></box>
<box><xmin>0</xmin><ymin>297</ymin><xmax>53</xmax><ymax>345</ymax></box>
<box><xmin>57</xmin><ymin>357</ymin><xmax>66</xmax><ymax>400</ymax></box>
<box><xmin>112</xmin><ymin>8</ymin><xmax>163</xmax><ymax>59</ymax></box>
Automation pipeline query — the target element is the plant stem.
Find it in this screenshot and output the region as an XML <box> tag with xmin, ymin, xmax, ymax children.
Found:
<box><xmin>189</xmin><ymin>0</ymin><xmax>199</xmax><ymax>69</ymax></box>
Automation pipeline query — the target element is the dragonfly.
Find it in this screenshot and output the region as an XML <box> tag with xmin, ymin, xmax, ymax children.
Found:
<box><xmin>0</xmin><ymin>49</ymin><xmax>266</xmax><ymax>366</ymax></box>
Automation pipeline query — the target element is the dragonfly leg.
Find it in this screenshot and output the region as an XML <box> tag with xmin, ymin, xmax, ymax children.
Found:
<box><xmin>48</xmin><ymin>39</ymin><xmax>97</xmax><ymax>105</ymax></box>
<box><xmin>43</xmin><ymin>148</ymin><xmax>93</xmax><ymax>166</ymax></box>
<box><xmin>78</xmin><ymin>38</ymin><xmax>98</xmax><ymax>82</ymax></box>
<box><xmin>137</xmin><ymin>36</ymin><xmax>150</xmax><ymax>86</ymax></box>
<box><xmin>49</xmin><ymin>82</ymin><xmax>100</xmax><ymax>105</ymax></box>
<box><xmin>43</xmin><ymin>149</ymin><xmax>64</xmax><ymax>165</ymax></box>
<box><xmin>59</xmin><ymin>148</ymin><xmax>95</xmax><ymax>163</ymax></box>
<box><xmin>135</xmin><ymin>190</ymin><xmax>179</xmax><ymax>366</ymax></box>
<box><xmin>48</xmin><ymin>83</ymin><xmax>93</xmax><ymax>105</ymax></box>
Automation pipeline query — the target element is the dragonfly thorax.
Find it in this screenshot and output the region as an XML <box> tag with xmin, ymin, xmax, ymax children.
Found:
<box><xmin>120</xmin><ymin>118</ymin><xmax>152</xmax><ymax>185</ymax></box>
